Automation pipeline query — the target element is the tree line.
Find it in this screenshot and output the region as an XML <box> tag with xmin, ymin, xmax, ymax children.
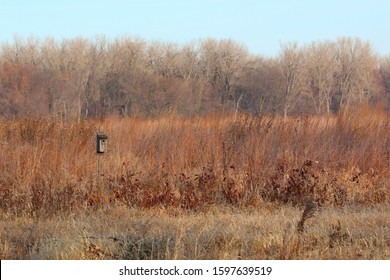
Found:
<box><xmin>0</xmin><ymin>36</ymin><xmax>389</xmax><ymax>119</ymax></box>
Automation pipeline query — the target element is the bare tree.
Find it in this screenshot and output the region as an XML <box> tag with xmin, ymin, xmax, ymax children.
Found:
<box><xmin>379</xmin><ymin>56</ymin><xmax>390</xmax><ymax>109</ymax></box>
<box><xmin>333</xmin><ymin>37</ymin><xmax>378</xmax><ymax>112</ymax></box>
<box><xmin>199</xmin><ymin>38</ymin><xmax>249</xmax><ymax>112</ymax></box>
<box><xmin>304</xmin><ymin>41</ymin><xmax>339</xmax><ymax>114</ymax></box>
<box><xmin>279</xmin><ymin>42</ymin><xmax>305</xmax><ymax>119</ymax></box>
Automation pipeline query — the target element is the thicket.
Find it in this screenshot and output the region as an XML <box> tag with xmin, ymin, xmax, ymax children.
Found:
<box><xmin>0</xmin><ymin>36</ymin><xmax>389</xmax><ymax>119</ymax></box>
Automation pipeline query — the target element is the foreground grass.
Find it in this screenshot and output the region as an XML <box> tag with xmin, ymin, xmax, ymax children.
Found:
<box><xmin>1</xmin><ymin>204</ymin><xmax>389</xmax><ymax>260</ymax></box>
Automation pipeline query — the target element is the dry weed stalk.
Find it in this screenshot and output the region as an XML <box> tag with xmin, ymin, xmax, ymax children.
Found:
<box><xmin>297</xmin><ymin>198</ymin><xmax>318</xmax><ymax>233</ymax></box>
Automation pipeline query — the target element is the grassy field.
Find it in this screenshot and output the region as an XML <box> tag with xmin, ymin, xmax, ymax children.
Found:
<box><xmin>1</xmin><ymin>205</ymin><xmax>389</xmax><ymax>260</ymax></box>
<box><xmin>0</xmin><ymin>108</ymin><xmax>389</xmax><ymax>259</ymax></box>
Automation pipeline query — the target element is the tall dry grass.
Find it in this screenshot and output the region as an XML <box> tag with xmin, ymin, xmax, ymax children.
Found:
<box><xmin>1</xmin><ymin>108</ymin><xmax>389</xmax><ymax>259</ymax></box>
<box><xmin>0</xmin><ymin>108</ymin><xmax>389</xmax><ymax>216</ymax></box>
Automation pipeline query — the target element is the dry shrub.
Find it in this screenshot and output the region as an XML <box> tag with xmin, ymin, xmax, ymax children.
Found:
<box><xmin>264</xmin><ymin>159</ymin><xmax>341</xmax><ymax>205</ymax></box>
<box><xmin>337</xmin><ymin>168</ymin><xmax>389</xmax><ymax>205</ymax></box>
<box><xmin>263</xmin><ymin>159</ymin><xmax>389</xmax><ymax>207</ymax></box>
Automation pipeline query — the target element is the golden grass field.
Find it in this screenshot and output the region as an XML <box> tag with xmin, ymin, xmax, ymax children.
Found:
<box><xmin>0</xmin><ymin>108</ymin><xmax>389</xmax><ymax>259</ymax></box>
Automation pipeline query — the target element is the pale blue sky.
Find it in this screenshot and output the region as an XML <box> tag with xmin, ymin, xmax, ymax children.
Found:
<box><xmin>1</xmin><ymin>0</ymin><xmax>389</xmax><ymax>57</ymax></box>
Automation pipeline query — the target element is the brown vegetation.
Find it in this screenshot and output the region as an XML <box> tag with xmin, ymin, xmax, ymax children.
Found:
<box><xmin>0</xmin><ymin>108</ymin><xmax>388</xmax><ymax>215</ymax></box>
<box><xmin>0</xmin><ymin>108</ymin><xmax>389</xmax><ymax>259</ymax></box>
<box><xmin>0</xmin><ymin>35</ymin><xmax>389</xmax><ymax>259</ymax></box>
<box><xmin>1</xmin><ymin>205</ymin><xmax>389</xmax><ymax>260</ymax></box>
<box><xmin>0</xmin><ymin>36</ymin><xmax>389</xmax><ymax>119</ymax></box>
